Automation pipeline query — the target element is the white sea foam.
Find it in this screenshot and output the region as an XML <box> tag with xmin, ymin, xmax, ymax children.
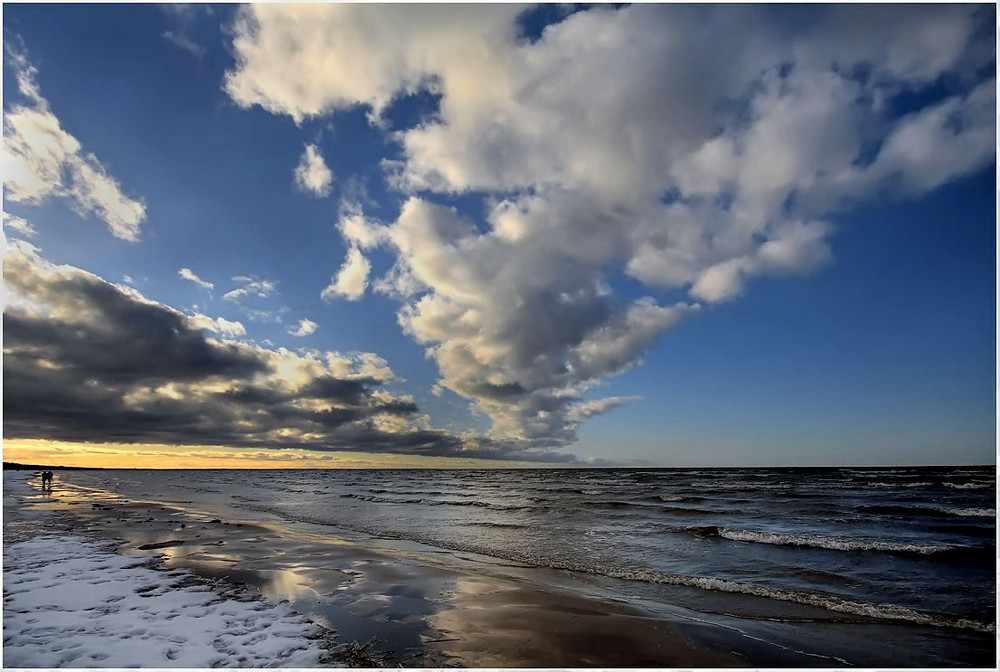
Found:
<box><xmin>229</xmin><ymin>499</ymin><xmax>994</xmax><ymax>634</ymax></box>
<box><xmin>866</xmin><ymin>482</ymin><xmax>932</xmax><ymax>488</ymax></box>
<box><xmin>689</xmin><ymin>481</ymin><xmax>789</xmax><ymax>490</ymax></box>
<box><xmin>621</xmin><ymin>572</ymin><xmax>995</xmax><ymax>634</ymax></box>
<box><xmin>3</xmin><ymin>535</ymin><xmax>336</xmax><ymax>668</ymax></box>
<box><xmin>716</xmin><ymin>528</ymin><xmax>948</xmax><ymax>554</ymax></box>
<box><xmin>943</xmin><ymin>482</ymin><xmax>991</xmax><ymax>490</ymax></box>
<box><xmin>936</xmin><ymin>507</ymin><xmax>996</xmax><ymax>517</ymax></box>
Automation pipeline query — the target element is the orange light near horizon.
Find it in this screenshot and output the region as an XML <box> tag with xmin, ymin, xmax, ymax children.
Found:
<box><xmin>1</xmin><ymin>438</ymin><xmax>546</xmax><ymax>469</ymax></box>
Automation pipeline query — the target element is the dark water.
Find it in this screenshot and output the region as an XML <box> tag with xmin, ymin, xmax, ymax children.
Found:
<box><xmin>59</xmin><ymin>466</ymin><xmax>995</xmax><ymax>634</ymax></box>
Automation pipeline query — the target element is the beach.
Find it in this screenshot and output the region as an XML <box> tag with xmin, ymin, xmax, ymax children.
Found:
<box><xmin>3</xmin><ymin>467</ymin><xmax>995</xmax><ymax>667</ymax></box>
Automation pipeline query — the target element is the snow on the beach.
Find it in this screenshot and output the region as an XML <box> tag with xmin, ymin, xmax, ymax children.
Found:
<box><xmin>3</xmin><ymin>534</ymin><xmax>336</xmax><ymax>668</ymax></box>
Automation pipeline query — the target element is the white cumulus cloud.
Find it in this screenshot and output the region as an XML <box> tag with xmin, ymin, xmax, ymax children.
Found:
<box><xmin>293</xmin><ymin>144</ymin><xmax>334</xmax><ymax>197</ymax></box>
<box><xmin>321</xmin><ymin>247</ymin><xmax>370</xmax><ymax>302</ymax></box>
<box><xmin>337</xmin><ymin>201</ymin><xmax>389</xmax><ymax>249</ymax></box>
<box><xmin>3</xmin><ymin>211</ymin><xmax>37</xmax><ymax>238</ymax></box>
<box><xmin>225</xmin><ymin>5</ymin><xmax>994</xmax><ymax>449</ymax></box>
<box><xmin>178</xmin><ymin>268</ymin><xmax>214</xmax><ymax>292</ymax></box>
<box><xmin>189</xmin><ymin>313</ymin><xmax>246</xmax><ymax>338</ymax></box>
<box><xmin>3</xmin><ymin>43</ymin><xmax>147</xmax><ymax>242</ymax></box>
<box><xmin>224</xmin><ymin>276</ymin><xmax>278</xmax><ymax>302</ymax></box>
<box><xmin>288</xmin><ymin>318</ymin><xmax>318</xmax><ymax>337</ymax></box>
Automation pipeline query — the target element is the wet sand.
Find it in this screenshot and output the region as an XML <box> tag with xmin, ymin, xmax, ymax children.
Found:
<box><xmin>6</xmin><ymin>472</ymin><xmax>995</xmax><ymax>668</ymax></box>
<box><xmin>10</xmin><ymin>475</ymin><xmax>744</xmax><ymax>667</ymax></box>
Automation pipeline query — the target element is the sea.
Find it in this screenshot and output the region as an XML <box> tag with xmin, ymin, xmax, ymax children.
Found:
<box><xmin>52</xmin><ymin>466</ymin><xmax>996</xmax><ymax>641</ymax></box>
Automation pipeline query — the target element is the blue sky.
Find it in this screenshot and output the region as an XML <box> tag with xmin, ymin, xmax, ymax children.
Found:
<box><xmin>2</xmin><ymin>4</ymin><xmax>995</xmax><ymax>467</ymax></box>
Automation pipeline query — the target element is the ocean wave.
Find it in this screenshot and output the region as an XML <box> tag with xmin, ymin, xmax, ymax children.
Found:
<box><xmin>159</xmin><ymin>497</ymin><xmax>997</xmax><ymax>635</ymax></box>
<box><xmin>355</xmin><ymin>518</ymin><xmax>995</xmax><ymax>633</ymax></box>
<box><xmin>230</xmin><ymin>494</ymin><xmax>260</xmax><ymax>503</ymax></box>
<box><xmin>689</xmin><ymin>481</ymin><xmax>790</xmax><ymax>490</ymax></box>
<box><xmin>857</xmin><ymin>504</ymin><xmax>931</xmax><ymax>516</ymax></box>
<box><xmin>649</xmin><ymin>506</ymin><xmax>712</xmax><ymax>517</ymax></box>
<box><xmin>642</xmin><ymin>494</ymin><xmax>707</xmax><ymax>504</ymax></box>
<box><xmin>693</xmin><ymin>527</ymin><xmax>955</xmax><ymax>555</ymax></box>
<box><xmin>576</xmin><ymin>499</ymin><xmax>712</xmax><ymax>515</ymax></box>
<box><xmin>341</xmin><ymin>493</ymin><xmax>531</xmax><ymax>510</ymax></box>
<box><xmin>341</xmin><ymin>494</ymin><xmax>426</xmax><ymax>504</ymax></box>
<box><xmin>929</xmin><ymin>523</ymin><xmax>996</xmax><ymax>538</ymax></box>
<box><xmin>937</xmin><ymin>507</ymin><xmax>995</xmax><ymax>518</ymax></box>
<box><xmin>369</xmin><ymin>489</ymin><xmax>451</xmax><ymax>498</ymax></box>
<box><xmin>595</xmin><ymin>569</ymin><xmax>995</xmax><ymax>634</ymax></box>
<box><xmin>943</xmin><ymin>482</ymin><xmax>991</xmax><ymax>490</ymax></box>
<box><xmin>866</xmin><ymin>482</ymin><xmax>932</xmax><ymax>488</ymax></box>
<box><xmin>859</xmin><ymin>504</ymin><xmax>995</xmax><ymax>518</ymax></box>
<box><xmin>428</xmin><ymin>499</ymin><xmax>531</xmax><ymax>511</ymax></box>
<box><xmin>469</xmin><ymin>521</ymin><xmax>530</xmax><ymax>530</ymax></box>
<box><xmin>579</xmin><ymin>500</ymin><xmax>649</xmax><ymax>510</ymax></box>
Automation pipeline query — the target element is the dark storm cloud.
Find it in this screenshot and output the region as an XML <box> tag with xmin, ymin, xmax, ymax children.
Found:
<box><xmin>2</xmin><ymin>246</ymin><xmax>579</xmax><ymax>463</ymax></box>
<box><xmin>3</xmin><ymin>304</ymin><xmax>264</xmax><ymax>386</ymax></box>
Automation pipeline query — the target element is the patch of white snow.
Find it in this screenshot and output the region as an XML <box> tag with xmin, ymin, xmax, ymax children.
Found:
<box><xmin>3</xmin><ymin>534</ymin><xmax>337</xmax><ymax>667</ymax></box>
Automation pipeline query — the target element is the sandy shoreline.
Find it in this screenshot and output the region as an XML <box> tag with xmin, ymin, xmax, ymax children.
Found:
<box><xmin>4</xmin><ymin>470</ymin><xmax>995</xmax><ymax>668</ymax></box>
<box><xmin>5</xmin><ymin>471</ymin><xmax>741</xmax><ymax>667</ymax></box>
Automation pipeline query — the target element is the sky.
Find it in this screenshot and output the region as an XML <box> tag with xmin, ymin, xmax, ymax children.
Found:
<box><xmin>2</xmin><ymin>3</ymin><xmax>995</xmax><ymax>469</ymax></box>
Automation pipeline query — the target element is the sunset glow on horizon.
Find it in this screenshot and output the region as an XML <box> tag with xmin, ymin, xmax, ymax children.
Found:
<box><xmin>2</xmin><ymin>439</ymin><xmax>563</xmax><ymax>470</ymax></box>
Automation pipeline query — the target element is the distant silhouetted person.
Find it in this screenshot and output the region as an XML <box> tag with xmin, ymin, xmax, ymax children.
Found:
<box><xmin>41</xmin><ymin>471</ymin><xmax>53</xmax><ymax>489</ymax></box>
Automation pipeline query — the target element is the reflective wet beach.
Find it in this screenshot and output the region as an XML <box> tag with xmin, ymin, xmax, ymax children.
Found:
<box><xmin>7</xmin><ymin>468</ymin><xmax>995</xmax><ymax>667</ymax></box>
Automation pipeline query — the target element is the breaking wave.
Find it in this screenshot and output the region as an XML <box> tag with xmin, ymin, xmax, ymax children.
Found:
<box><xmin>939</xmin><ymin>507</ymin><xmax>995</xmax><ymax>518</ymax></box>
<box><xmin>231</xmin><ymin>500</ymin><xmax>994</xmax><ymax>635</ymax></box>
<box><xmin>689</xmin><ymin>481</ymin><xmax>791</xmax><ymax>490</ymax></box>
<box><xmin>688</xmin><ymin>526</ymin><xmax>958</xmax><ymax>555</ymax></box>
<box><xmin>943</xmin><ymin>482</ymin><xmax>992</xmax><ymax>490</ymax></box>
<box><xmin>595</xmin><ymin>569</ymin><xmax>996</xmax><ymax>635</ymax></box>
<box><xmin>859</xmin><ymin>504</ymin><xmax>996</xmax><ymax>519</ymax></box>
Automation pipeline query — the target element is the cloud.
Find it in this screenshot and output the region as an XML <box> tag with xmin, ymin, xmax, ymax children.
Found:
<box><xmin>337</xmin><ymin>201</ymin><xmax>389</xmax><ymax>250</ymax></box>
<box><xmin>178</xmin><ymin>268</ymin><xmax>214</xmax><ymax>292</ymax></box>
<box><xmin>189</xmin><ymin>314</ymin><xmax>246</xmax><ymax>338</ymax></box>
<box><xmin>288</xmin><ymin>318</ymin><xmax>318</xmax><ymax>337</ymax></box>
<box><xmin>241</xmin><ymin>305</ymin><xmax>290</xmax><ymax>324</ymax></box>
<box><xmin>163</xmin><ymin>30</ymin><xmax>206</xmax><ymax>58</ymax></box>
<box><xmin>324</xmin><ymin>351</ymin><xmax>395</xmax><ymax>383</ymax></box>
<box><xmin>224</xmin><ymin>4</ymin><xmax>522</xmax><ymax>124</ymax></box>
<box><xmin>223</xmin><ymin>275</ymin><xmax>278</xmax><ymax>302</ymax></box>
<box><xmin>687</xmin><ymin>220</ymin><xmax>833</xmax><ymax>303</ymax></box>
<box><xmin>225</xmin><ymin>5</ymin><xmax>994</xmax><ymax>447</ymax></box>
<box><xmin>3</xmin><ymin>211</ymin><xmax>37</xmax><ymax>238</ymax></box>
<box><xmin>3</xmin><ymin>42</ymin><xmax>147</xmax><ymax>242</ymax></box>
<box><xmin>847</xmin><ymin>78</ymin><xmax>996</xmax><ymax>198</ymax></box>
<box><xmin>160</xmin><ymin>4</ymin><xmax>210</xmax><ymax>21</ymax></box>
<box><xmin>293</xmin><ymin>144</ymin><xmax>334</xmax><ymax>197</ymax></box>
<box><xmin>566</xmin><ymin>396</ymin><xmax>643</xmax><ymax>423</ymax></box>
<box><xmin>4</xmin><ymin>246</ymin><xmax>266</xmax><ymax>392</ymax></box>
<box><xmin>321</xmin><ymin>247</ymin><xmax>370</xmax><ymax>302</ymax></box>
<box><xmin>367</xmin><ymin>196</ymin><xmax>697</xmax><ymax>445</ymax></box>
<box><xmin>2</xmin><ymin>244</ymin><xmax>574</xmax><ymax>461</ymax></box>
